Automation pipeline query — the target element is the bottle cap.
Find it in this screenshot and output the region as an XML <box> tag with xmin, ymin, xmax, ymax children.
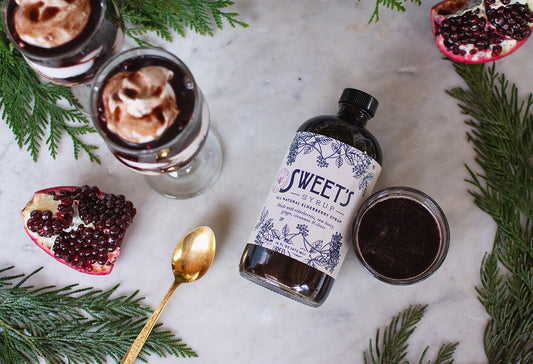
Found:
<box><xmin>339</xmin><ymin>88</ymin><xmax>379</xmax><ymax>117</ymax></box>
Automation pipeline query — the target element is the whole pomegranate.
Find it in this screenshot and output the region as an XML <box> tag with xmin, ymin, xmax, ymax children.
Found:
<box><xmin>431</xmin><ymin>0</ymin><xmax>533</xmax><ymax>63</ymax></box>
<box><xmin>21</xmin><ymin>185</ymin><xmax>136</xmax><ymax>275</ymax></box>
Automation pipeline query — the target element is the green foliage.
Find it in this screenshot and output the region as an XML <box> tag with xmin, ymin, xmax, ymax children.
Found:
<box><xmin>366</xmin><ymin>0</ymin><xmax>422</xmax><ymax>23</ymax></box>
<box><xmin>364</xmin><ymin>304</ymin><xmax>458</xmax><ymax>364</ymax></box>
<box><xmin>447</xmin><ymin>62</ymin><xmax>533</xmax><ymax>363</ymax></box>
<box><xmin>121</xmin><ymin>0</ymin><xmax>248</xmax><ymax>46</ymax></box>
<box><xmin>0</xmin><ymin>266</ymin><xmax>197</xmax><ymax>363</ymax></box>
<box><xmin>0</xmin><ymin>25</ymin><xmax>100</xmax><ymax>163</ymax></box>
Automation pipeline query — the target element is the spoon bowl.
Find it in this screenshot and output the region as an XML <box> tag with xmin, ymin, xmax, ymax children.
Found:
<box><xmin>172</xmin><ymin>226</ymin><xmax>216</xmax><ymax>283</ymax></box>
<box><xmin>121</xmin><ymin>226</ymin><xmax>216</xmax><ymax>364</ymax></box>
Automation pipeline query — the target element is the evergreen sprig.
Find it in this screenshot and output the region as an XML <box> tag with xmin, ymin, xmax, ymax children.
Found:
<box><xmin>0</xmin><ymin>266</ymin><xmax>197</xmax><ymax>363</ymax></box>
<box><xmin>364</xmin><ymin>304</ymin><xmax>458</xmax><ymax>364</ymax></box>
<box><xmin>447</xmin><ymin>62</ymin><xmax>533</xmax><ymax>363</ymax></box>
<box><xmin>0</xmin><ymin>24</ymin><xmax>100</xmax><ymax>163</ymax></box>
<box><xmin>121</xmin><ymin>0</ymin><xmax>248</xmax><ymax>46</ymax></box>
<box><xmin>366</xmin><ymin>0</ymin><xmax>422</xmax><ymax>23</ymax></box>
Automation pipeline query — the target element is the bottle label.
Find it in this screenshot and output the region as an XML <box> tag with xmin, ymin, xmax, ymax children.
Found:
<box><xmin>248</xmin><ymin>131</ymin><xmax>382</xmax><ymax>278</ymax></box>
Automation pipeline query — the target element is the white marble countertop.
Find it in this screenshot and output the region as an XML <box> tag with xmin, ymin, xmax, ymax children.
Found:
<box><xmin>2</xmin><ymin>1</ymin><xmax>532</xmax><ymax>363</ymax></box>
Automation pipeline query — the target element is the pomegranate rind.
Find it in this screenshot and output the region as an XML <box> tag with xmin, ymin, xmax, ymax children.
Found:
<box><xmin>22</xmin><ymin>186</ymin><xmax>76</xmax><ymax>252</ymax></box>
<box><xmin>430</xmin><ymin>0</ymin><xmax>533</xmax><ymax>64</ymax></box>
<box><xmin>21</xmin><ymin>185</ymin><xmax>131</xmax><ymax>275</ymax></box>
<box><xmin>22</xmin><ymin>192</ymin><xmax>61</xmax><ymax>250</ymax></box>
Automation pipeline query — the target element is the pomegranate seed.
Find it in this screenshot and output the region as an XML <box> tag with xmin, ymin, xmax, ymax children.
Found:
<box><xmin>30</xmin><ymin>210</ymin><xmax>42</xmax><ymax>220</ymax></box>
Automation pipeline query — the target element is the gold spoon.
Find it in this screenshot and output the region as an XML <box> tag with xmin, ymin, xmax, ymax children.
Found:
<box><xmin>120</xmin><ymin>226</ymin><xmax>216</xmax><ymax>364</ymax></box>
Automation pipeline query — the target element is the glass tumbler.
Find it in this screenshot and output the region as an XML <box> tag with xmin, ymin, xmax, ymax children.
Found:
<box><xmin>2</xmin><ymin>0</ymin><xmax>124</xmax><ymax>86</ymax></box>
<box><xmin>352</xmin><ymin>186</ymin><xmax>450</xmax><ymax>284</ymax></box>
<box><xmin>90</xmin><ymin>47</ymin><xmax>223</xmax><ymax>199</ymax></box>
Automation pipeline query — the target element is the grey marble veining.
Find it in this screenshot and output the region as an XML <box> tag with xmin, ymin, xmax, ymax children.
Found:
<box><xmin>2</xmin><ymin>0</ymin><xmax>531</xmax><ymax>363</ymax></box>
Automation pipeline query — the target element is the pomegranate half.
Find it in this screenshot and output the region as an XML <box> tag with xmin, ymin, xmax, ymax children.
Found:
<box><xmin>431</xmin><ymin>0</ymin><xmax>533</xmax><ymax>63</ymax></box>
<box><xmin>21</xmin><ymin>185</ymin><xmax>136</xmax><ymax>275</ymax></box>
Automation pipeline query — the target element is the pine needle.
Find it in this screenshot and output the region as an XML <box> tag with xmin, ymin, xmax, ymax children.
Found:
<box><xmin>0</xmin><ymin>27</ymin><xmax>100</xmax><ymax>163</ymax></box>
<box><xmin>447</xmin><ymin>61</ymin><xmax>533</xmax><ymax>363</ymax></box>
<box><xmin>0</xmin><ymin>266</ymin><xmax>197</xmax><ymax>363</ymax></box>
<box><xmin>366</xmin><ymin>0</ymin><xmax>422</xmax><ymax>23</ymax></box>
<box><xmin>363</xmin><ymin>304</ymin><xmax>458</xmax><ymax>364</ymax></box>
<box><xmin>120</xmin><ymin>0</ymin><xmax>248</xmax><ymax>46</ymax></box>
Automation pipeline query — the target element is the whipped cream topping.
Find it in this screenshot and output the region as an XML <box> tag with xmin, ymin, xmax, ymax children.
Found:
<box><xmin>14</xmin><ymin>0</ymin><xmax>91</xmax><ymax>48</ymax></box>
<box><xmin>101</xmin><ymin>66</ymin><xmax>180</xmax><ymax>144</ymax></box>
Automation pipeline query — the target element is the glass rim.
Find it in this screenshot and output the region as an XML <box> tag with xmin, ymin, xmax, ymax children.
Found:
<box><xmin>352</xmin><ymin>186</ymin><xmax>450</xmax><ymax>285</ymax></box>
<box><xmin>89</xmin><ymin>46</ymin><xmax>203</xmax><ymax>155</ymax></box>
<box><xmin>2</xmin><ymin>0</ymin><xmax>109</xmax><ymax>60</ymax></box>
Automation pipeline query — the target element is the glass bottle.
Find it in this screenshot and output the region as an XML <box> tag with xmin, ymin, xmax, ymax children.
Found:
<box><xmin>239</xmin><ymin>88</ymin><xmax>383</xmax><ymax>307</ymax></box>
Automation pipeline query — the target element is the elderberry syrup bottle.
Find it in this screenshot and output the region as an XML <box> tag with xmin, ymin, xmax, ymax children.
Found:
<box><xmin>239</xmin><ymin>88</ymin><xmax>383</xmax><ymax>307</ymax></box>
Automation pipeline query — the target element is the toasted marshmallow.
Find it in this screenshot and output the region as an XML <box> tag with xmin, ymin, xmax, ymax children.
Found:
<box><xmin>14</xmin><ymin>0</ymin><xmax>91</xmax><ymax>48</ymax></box>
<box><xmin>102</xmin><ymin>66</ymin><xmax>180</xmax><ymax>144</ymax></box>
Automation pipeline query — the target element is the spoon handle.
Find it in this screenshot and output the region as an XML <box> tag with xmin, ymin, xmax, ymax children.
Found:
<box><xmin>121</xmin><ymin>280</ymin><xmax>181</xmax><ymax>364</ymax></box>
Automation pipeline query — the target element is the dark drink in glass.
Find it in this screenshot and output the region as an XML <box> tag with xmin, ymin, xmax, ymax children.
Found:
<box><xmin>90</xmin><ymin>47</ymin><xmax>222</xmax><ymax>199</ymax></box>
<box><xmin>2</xmin><ymin>0</ymin><xmax>124</xmax><ymax>86</ymax></box>
<box><xmin>352</xmin><ymin>187</ymin><xmax>450</xmax><ymax>284</ymax></box>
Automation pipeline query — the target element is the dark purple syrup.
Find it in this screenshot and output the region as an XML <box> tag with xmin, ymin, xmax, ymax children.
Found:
<box><xmin>356</xmin><ymin>197</ymin><xmax>441</xmax><ymax>280</ymax></box>
<box><xmin>96</xmin><ymin>55</ymin><xmax>198</xmax><ymax>150</ymax></box>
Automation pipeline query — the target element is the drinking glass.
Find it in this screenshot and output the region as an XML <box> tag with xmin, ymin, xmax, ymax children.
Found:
<box><xmin>352</xmin><ymin>186</ymin><xmax>450</xmax><ymax>284</ymax></box>
<box><xmin>90</xmin><ymin>47</ymin><xmax>223</xmax><ymax>199</ymax></box>
<box><xmin>2</xmin><ymin>0</ymin><xmax>124</xmax><ymax>86</ymax></box>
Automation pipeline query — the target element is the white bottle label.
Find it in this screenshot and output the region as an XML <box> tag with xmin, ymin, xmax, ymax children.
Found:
<box><xmin>248</xmin><ymin>131</ymin><xmax>381</xmax><ymax>278</ymax></box>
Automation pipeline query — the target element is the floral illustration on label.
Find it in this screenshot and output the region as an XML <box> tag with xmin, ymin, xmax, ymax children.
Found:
<box><xmin>254</xmin><ymin>208</ymin><xmax>342</xmax><ymax>274</ymax></box>
<box><xmin>249</xmin><ymin>131</ymin><xmax>381</xmax><ymax>278</ymax></box>
<box><xmin>286</xmin><ymin>131</ymin><xmax>376</xmax><ymax>195</ymax></box>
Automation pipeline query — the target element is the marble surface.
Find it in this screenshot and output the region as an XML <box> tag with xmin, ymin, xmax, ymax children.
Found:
<box><xmin>2</xmin><ymin>0</ymin><xmax>532</xmax><ymax>363</ymax></box>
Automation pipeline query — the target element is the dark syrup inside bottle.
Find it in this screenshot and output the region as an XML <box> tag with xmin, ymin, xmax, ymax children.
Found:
<box><xmin>239</xmin><ymin>89</ymin><xmax>383</xmax><ymax>307</ymax></box>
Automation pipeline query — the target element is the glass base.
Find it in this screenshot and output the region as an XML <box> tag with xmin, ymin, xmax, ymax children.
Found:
<box><xmin>70</xmin><ymin>84</ymin><xmax>92</xmax><ymax>117</ymax></box>
<box><xmin>144</xmin><ymin>130</ymin><xmax>223</xmax><ymax>199</ymax></box>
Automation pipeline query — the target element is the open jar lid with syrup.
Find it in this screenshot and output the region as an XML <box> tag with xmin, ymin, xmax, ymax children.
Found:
<box><xmin>352</xmin><ymin>186</ymin><xmax>450</xmax><ymax>285</ymax></box>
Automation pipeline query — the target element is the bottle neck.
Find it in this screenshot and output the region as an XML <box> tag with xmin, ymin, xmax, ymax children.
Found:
<box><xmin>336</xmin><ymin>103</ymin><xmax>372</xmax><ymax>126</ymax></box>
